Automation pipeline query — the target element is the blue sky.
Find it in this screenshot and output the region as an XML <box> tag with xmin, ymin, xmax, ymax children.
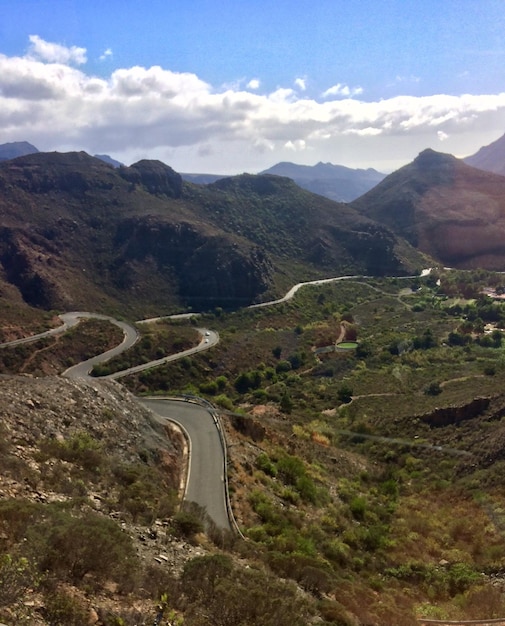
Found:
<box><xmin>1</xmin><ymin>0</ymin><xmax>505</xmax><ymax>173</ymax></box>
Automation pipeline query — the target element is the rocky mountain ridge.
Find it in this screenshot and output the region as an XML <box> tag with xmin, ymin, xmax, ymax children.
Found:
<box><xmin>0</xmin><ymin>151</ymin><xmax>424</xmax><ymax>317</ymax></box>
<box><xmin>0</xmin><ymin>141</ymin><xmax>385</xmax><ymax>202</ymax></box>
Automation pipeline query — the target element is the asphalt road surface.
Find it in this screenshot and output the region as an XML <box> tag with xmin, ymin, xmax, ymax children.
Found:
<box><xmin>62</xmin><ymin>315</ymin><xmax>140</xmax><ymax>380</ymax></box>
<box><xmin>139</xmin><ymin>398</ymin><xmax>232</xmax><ymax>531</ymax></box>
<box><xmin>106</xmin><ymin>329</ymin><xmax>219</xmax><ymax>380</ymax></box>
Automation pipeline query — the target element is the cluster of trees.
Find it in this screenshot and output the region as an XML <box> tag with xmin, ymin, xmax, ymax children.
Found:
<box><xmin>438</xmin><ymin>269</ymin><xmax>505</xmax><ymax>299</ymax></box>
<box><xmin>232</xmin><ymin>349</ymin><xmax>308</xmax><ymax>395</ymax></box>
<box><xmin>388</xmin><ymin>328</ymin><xmax>438</xmax><ymax>355</ymax></box>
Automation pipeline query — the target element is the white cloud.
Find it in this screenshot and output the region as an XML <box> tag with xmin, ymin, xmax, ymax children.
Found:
<box><xmin>285</xmin><ymin>139</ymin><xmax>306</xmax><ymax>151</ymax></box>
<box><xmin>100</xmin><ymin>48</ymin><xmax>113</xmax><ymax>61</ymax></box>
<box><xmin>294</xmin><ymin>77</ymin><xmax>306</xmax><ymax>91</ymax></box>
<box><xmin>246</xmin><ymin>78</ymin><xmax>260</xmax><ymax>90</ymax></box>
<box><xmin>27</xmin><ymin>35</ymin><xmax>86</xmax><ymax>65</ymax></box>
<box><xmin>322</xmin><ymin>83</ymin><xmax>363</xmax><ymax>98</ymax></box>
<box><xmin>2</xmin><ymin>36</ymin><xmax>505</xmax><ymax>173</ymax></box>
<box><xmin>395</xmin><ymin>74</ymin><xmax>421</xmax><ymax>84</ymax></box>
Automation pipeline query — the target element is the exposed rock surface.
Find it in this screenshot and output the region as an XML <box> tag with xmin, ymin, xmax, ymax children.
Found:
<box><xmin>0</xmin><ymin>374</ymin><xmax>203</xmax><ymax>624</ymax></box>
<box><xmin>419</xmin><ymin>397</ymin><xmax>490</xmax><ymax>428</ymax></box>
<box><xmin>0</xmin><ymin>374</ymin><xmax>182</xmax><ymax>498</ymax></box>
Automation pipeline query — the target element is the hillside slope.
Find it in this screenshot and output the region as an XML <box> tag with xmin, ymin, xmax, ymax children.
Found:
<box><xmin>351</xmin><ymin>149</ymin><xmax>505</xmax><ymax>269</ymax></box>
<box><xmin>464</xmin><ymin>132</ymin><xmax>505</xmax><ymax>176</ymax></box>
<box><xmin>0</xmin><ymin>152</ymin><xmax>425</xmax><ymax>317</ymax></box>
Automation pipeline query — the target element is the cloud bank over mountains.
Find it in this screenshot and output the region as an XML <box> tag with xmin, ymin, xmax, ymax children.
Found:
<box><xmin>1</xmin><ymin>36</ymin><xmax>505</xmax><ymax>173</ymax></box>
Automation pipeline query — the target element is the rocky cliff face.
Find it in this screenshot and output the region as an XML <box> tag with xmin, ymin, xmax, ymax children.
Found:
<box><xmin>419</xmin><ymin>397</ymin><xmax>490</xmax><ymax>428</ymax></box>
<box><xmin>0</xmin><ymin>153</ymin><xmax>276</xmax><ymax>313</ymax></box>
<box><xmin>114</xmin><ymin>217</ymin><xmax>273</xmax><ymax>309</ymax></box>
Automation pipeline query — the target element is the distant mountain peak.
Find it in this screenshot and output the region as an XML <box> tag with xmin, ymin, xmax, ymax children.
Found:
<box><xmin>258</xmin><ymin>160</ymin><xmax>386</xmax><ymax>202</ymax></box>
<box><xmin>0</xmin><ymin>141</ymin><xmax>39</xmax><ymax>161</ymax></box>
<box><xmin>413</xmin><ymin>148</ymin><xmax>457</xmax><ymax>167</ymax></box>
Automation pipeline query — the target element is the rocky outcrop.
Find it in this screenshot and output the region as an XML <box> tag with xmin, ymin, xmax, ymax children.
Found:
<box><xmin>119</xmin><ymin>160</ymin><xmax>183</xmax><ymax>198</ymax></box>
<box><xmin>0</xmin><ymin>228</ymin><xmax>68</xmax><ymax>308</ymax></box>
<box><xmin>228</xmin><ymin>413</ymin><xmax>266</xmax><ymax>442</ymax></box>
<box><xmin>419</xmin><ymin>397</ymin><xmax>490</xmax><ymax>428</ymax></box>
<box><xmin>178</xmin><ymin>236</ymin><xmax>272</xmax><ymax>308</ymax></box>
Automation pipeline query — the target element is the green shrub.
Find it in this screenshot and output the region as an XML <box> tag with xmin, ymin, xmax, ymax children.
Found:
<box><xmin>214</xmin><ymin>394</ymin><xmax>234</xmax><ymax>410</ymax></box>
<box><xmin>173</xmin><ymin>502</ymin><xmax>206</xmax><ymax>537</ymax></box>
<box><xmin>216</xmin><ymin>375</ymin><xmax>228</xmax><ymax>390</ymax></box>
<box><xmin>43</xmin><ymin>589</ymin><xmax>90</xmax><ymax>626</ymax></box>
<box><xmin>280</xmin><ymin>391</ymin><xmax>293</xmax><ymax>414</ymax></box>
<box><xmin>277</xmin><ymin>454</ymin><xmax>305</xmax><ymax>485</ymax></box>
<box><xmin>37</xmin><ymin>432</ymin><xmax>104</xmax><ymax>474</ymax></box>
<box><xmin>349</xmin><ymin>496</ymin><xmax>367</xmax><ymax>520</ymax></box>
<box><xmin>296</xmin><ymin>475</ymin><xmax>318</xmax><ymax>504</ymax></box>
<box><xmin>36</xmin><ymin>511</ymin><xmax>138</xmax><ymax>586</ymax></box>
<box><xmin>276</xmin><ymin>360</ymin><xmax>292</xmax><ymax>374</ymax></box>
<box><xmin>255</xmin><ymin>453</ymin><xmax>278</xmax><ymax>477</ymax></box>
<box><xmin>0</xmin><ymin>500</ymin><xmax>40</xmax><ymax>542</ymax></box>
<box><xmin>385</xmin><ymin>561</ymin><xmax>481</xmax><ymax>600</ymax></box>
<box><xmin>337</xmin><ymin>384</ymin><xmax>353</xmax><ymax>404</ymax></box>
<box><xmin>0</xmin><ymin>553</ymin><xmax>39</xmax><ymax>607</ymax></box>
<box><xmin>199</xmin><ymin>380</ymin><xmax>218</xmax><ymax>395</ymax></box>
<box><xmin>181</xmin><ymin>555</ymin><xmax>312</xmax><ymax>625</ymax></box>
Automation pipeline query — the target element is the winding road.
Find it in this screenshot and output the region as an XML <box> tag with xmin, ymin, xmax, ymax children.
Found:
<box><xmin>0</xmin><ymin>272</ymin><xmax>420</xmax><ymax>531</ymax></box>
<box><xmin>4</xmin><ymin>267</ymin><xmax>498</xmax><ymax>623</ymax></box>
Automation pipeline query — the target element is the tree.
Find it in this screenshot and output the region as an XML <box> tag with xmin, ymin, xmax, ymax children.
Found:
<box><xmin>280</xmin><ymin>392</ymin><xmax>293</xmax><ymax>414</ymax></box>
<box><xmin>337</xmin><ymin>384</ymin><xmax>353</xmax><ymax>404</ymax></box>
<box><xmin>272</xmin><ymin>346</ymin><xmax>282</xmax><ymax>359</ymax></box>
<box><xmin>424</xmin><ymin>381</ymin><xmax>442</xmax><ymax>396</ymax></box>
<box><xmin>234</xmin><ymin>372</ymin><xmax>251</xmax><ymax>394</ymax></box>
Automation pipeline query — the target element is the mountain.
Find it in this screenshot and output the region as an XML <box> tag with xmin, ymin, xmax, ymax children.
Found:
<box><xmin>260</xmin><ymin>161</ymin><xmax>386</xmax><ymax>202</ymax></box>
<box><xmin>464</xmin><ymin>132</ymin><xmax>505</xmax><ymax>176</ymax></box>
<box><xmin>181</xmin><ymin>161</ymin><xmax>386</xmax><ymax>201</ymax></box>
<box><xmin>0</xmin><ymin>142</ymin><xmax>124</xmax><ymax>168</ymax></box>
<box><xmin>0</xmin><ymin>151</ymin><xmax>424</xmax><ymax>317</ymax></box>
<box><xmin>94</xmin><ymin>153</ymin><xmax>123</xmax><ymax>168</ymax></box>
<box><xmin>181</xmin><ymin>172</ymin><xmax>225</xmax><ymax>184</ymax></box>
<box><xmin>0</xmin><ymin>141</ymin><xmax>39</xmax><ymax>161</ymax></box>
<box><xmin>351</xmin><ymin>148</ymin><xmax>505</xmax><ymax>269</ymax></box>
